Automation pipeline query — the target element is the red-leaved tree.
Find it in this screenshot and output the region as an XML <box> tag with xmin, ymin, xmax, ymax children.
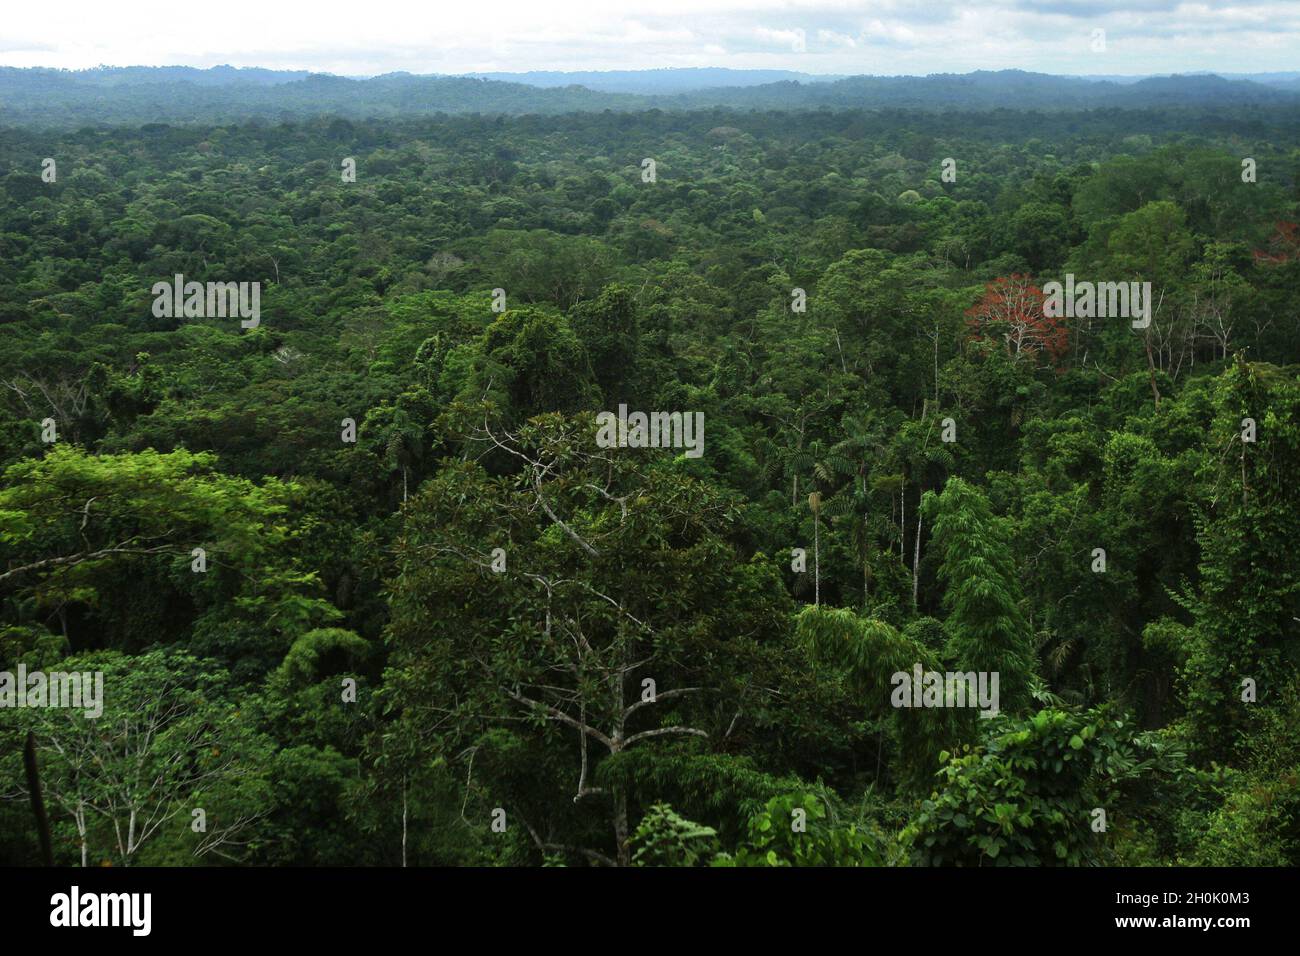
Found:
<box><xmin>1252</xmin><ymin>221</ymin><xmax>1300</xmax><ymax>265</ymax></box>
<box><xmin>965</xmin><ymin>274</ymin><xmax>1068</xmax><ymax>367</ymax></box>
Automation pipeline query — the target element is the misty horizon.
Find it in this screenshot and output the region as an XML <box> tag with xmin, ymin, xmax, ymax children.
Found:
<box><xmin>2</xmin><ymin>1</ymin><xmax>1298</xmax><ymax>77</ymax></box>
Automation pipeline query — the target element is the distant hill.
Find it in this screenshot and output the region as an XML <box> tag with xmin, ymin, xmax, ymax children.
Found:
<box><xmin>1222</xmin><ymin>72</ymin><xmax>1300</xmax><ymax>86</ymax></box>
<box><xmin>10</xmin><ymin>64</ymin><xmax>313</xmax><ymax>88</ymax></box>
<box><xmin>0</xmin><ymin>69</ymin><xmax>639</xmax><ymax>126</ymax></box>
<box><xmin>466</xmin><ymin>68</ymin><xmax>845</xmax><ymax>93</ymax></box>
<box><xmin>1</xmin><ymin>65</ymin><xmax>1297</xmax><ymax>127</ymax></box>
<box><xmin>671</xmin><ymin>70</ymin><xmax>1300</xmax><ymax>111</ymax></box>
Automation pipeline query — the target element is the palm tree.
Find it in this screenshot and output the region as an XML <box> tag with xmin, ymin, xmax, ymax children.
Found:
<box><xmin>383</xmin><ymin>411</ymin><xmax>424</xmax><ymax>503</ymax></box>
<box><xmin>821</xmin><ymin>414</ymin><xmax>889</xmax><ymax>610</ymax></box>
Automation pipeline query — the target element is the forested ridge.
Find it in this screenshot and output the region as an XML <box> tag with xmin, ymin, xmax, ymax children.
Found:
<box><xmin>5</xmin><ymin>66</ymin><xmax>1300</xmax><ymax>127</ymax></box>
<box><xmin>1</xmin><ymin>96</ymin><xmax>1299</xmax><ymax>867</ymax></box>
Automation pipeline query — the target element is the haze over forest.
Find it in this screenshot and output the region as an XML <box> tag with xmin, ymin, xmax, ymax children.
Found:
<box><xmin>4</xmin><ymin>65</ymin><xmax>1300</xmax><ymax>126</ymax></box>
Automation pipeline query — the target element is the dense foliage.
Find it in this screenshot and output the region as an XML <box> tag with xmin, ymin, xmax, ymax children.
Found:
<box><xmin>1</xmin><ymin>89</ymin><xmax>1298</xmax><ymax>866</ymax></box>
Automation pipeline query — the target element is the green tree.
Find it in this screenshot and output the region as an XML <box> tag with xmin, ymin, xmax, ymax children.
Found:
<box><xmin>922</xmin><ymin>478</ymin><xmax>1037</xmax><ymax>712</ymax></box>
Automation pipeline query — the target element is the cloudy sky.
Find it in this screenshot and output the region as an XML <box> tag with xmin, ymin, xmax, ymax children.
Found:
<box><xmin>1</xmin><ymin>0</ymin><xmax>1297</xmax><ymax>77</ymax></box>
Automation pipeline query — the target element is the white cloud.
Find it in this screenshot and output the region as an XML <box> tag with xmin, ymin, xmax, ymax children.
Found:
<box><xmin>0</xmin><ymin>0</ymin><xmax>1296</xmax><ymax>75</ymax></box>
<box><xmin>817</xmin><ymin>29</ymin><xmax>858</xmax><ymax>48</ymax></box>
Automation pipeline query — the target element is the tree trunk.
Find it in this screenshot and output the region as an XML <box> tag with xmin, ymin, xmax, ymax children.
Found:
<box><xmin>76</xmin><ymin>801</ymin><xmax>88</xmax><ymax>867</ymax></box>
<box><xmin>862</xmin><ymin>512</ymin><xmax>871</xmax><ymax>611</ymax></box>
<box><xmin>23</xmin><ymin>733</ymin><xmax>53</xmax><ymax>866</ymax></box>
<box><xmin>933</xmin><ymin>328</ymin><xmax>940</xmax><ymax>405</ymax></box>
<box><xmin>613</xmin><ymin>788</ymin><xmax>630</xmax><ymax>867</ymax></box>
<box><xmin>900</xmin><ymin>486</ymin><xmax>906</xmax><ymax>559</ymax></box>
<box><xmin>1143</xmin><ymin>330</ymin><xmax>1162</xmax><ymax>407</ymax></box>
<box><xmin>813</xmin><ymin>513</ymin><xmax>820</xmax><ymax>606</ymax></box>
<box><xmin>912</xmin><ymin>503</ymin><xmax>923</xmax><ymax>609</ymax></box>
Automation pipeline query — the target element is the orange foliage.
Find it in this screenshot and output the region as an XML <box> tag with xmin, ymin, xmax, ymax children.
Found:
<box><xmin>965</xmin><ymin>274</ymin><xmax>1068</xmax><ymax>366</ymax></box>
<box><xmin>1253</xmin><ymin>221</ymin><xmax>1300</xmax><ymax>265</ymax></box>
